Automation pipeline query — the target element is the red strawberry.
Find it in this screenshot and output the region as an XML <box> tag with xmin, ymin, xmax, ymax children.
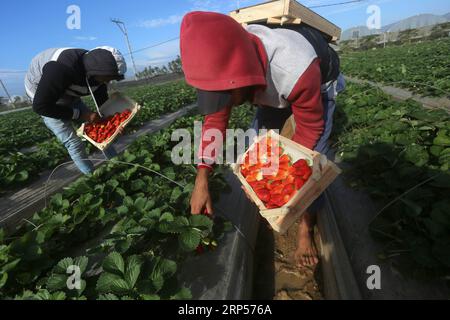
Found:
<box><xmin>279</xmin><ymin>154</ymin><xmax>291</xmax><ymax>164</ymax></box>
<box><xmin>293</xmin><ymin>159</ymin><xmax>309</xmax><ymax>168</ymax></box>
<box><xmin>196</xmin><ymin>244</ymin><xmax>204</xmax><ymax>254</ymax></box>
<box><xmin>255</xmin><ymin>188</ymin><xmax>271</xmax><ymax>202</ymax></box>
<box><xmin>295</xmin><ymin>177</ymin><xmax>305</xmax><ymax>190</ymax></box>
<box><xmin>271</xmin><ymin>184</ymin><xmax>285</xmax><ymax>195</ymax></box>
<box><xmin>282</xmin><ymin>183</ymin><xmax>295</xmax><ymax>196</ymax></box>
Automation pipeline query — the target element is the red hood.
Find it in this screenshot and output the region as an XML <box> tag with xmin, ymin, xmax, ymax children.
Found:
<box><xmin>180</xmin><ymin>11</ymin><xmax>267</xmax><ymax>91</ymax></box>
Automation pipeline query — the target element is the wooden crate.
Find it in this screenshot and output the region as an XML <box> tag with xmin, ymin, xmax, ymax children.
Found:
<box><xmin>229</xmin><ymin>0</ymin><xmax>341</xmax><ymax>42</ymax></box>
<box><xmin>77</xmin><ymin>92</ymin><xmax>141</xmax><ymax>151</ymax></box>
<box><xmin>233</xmin><ymin>130</ymin><xmax>341</xmax><ymax>234</ymax></box>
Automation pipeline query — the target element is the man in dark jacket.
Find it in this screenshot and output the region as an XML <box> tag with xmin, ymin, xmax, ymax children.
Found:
<box><xmin>180</xmin><ymin>12</ymin><xmax>345</xmax><ymax>266</ymax></box>
<box><xmin>24</xmin><ymin>46</ymin><xmax>127</xmax><ymax>174</ymax></box>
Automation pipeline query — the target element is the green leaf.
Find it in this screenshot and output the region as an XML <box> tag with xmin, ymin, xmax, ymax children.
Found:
<box><xmin>189</xmin><ymin>215</ymin><xmax>213</xmax><ymax>229</ymax></box>
<box><xmin>73</xmin><ymin>256</ymin><xmax>88</xmax><ymax>274</ymax></box>
<box><xmin>134</xmin><ymin>197</ymin><xmax>148</xmax><ymax>211</ymax></box>
<box><xmin>125</xmin><ymin>255</ymin><xmax>143</xmax><ymax>288</ymax></box>
<box><xmin>98</xmin><ymin>293</ymin><xmax>120</xmax><ymax>300</ymax></box>
<box><xmin>131</xmin><ymin>179</ymin><xmax>146</xmax><ymax>192</ymax></box>
<box><xmin>96</xmin><ymin>272</ymin><xmax>129</xmax><ymax>294</ymax></box>
<box><xmin>141</xmin><ymin>294</ymin><xmax>160</xmax><ymax>300</ymax></box>
<box><xmin>46</xmin><ymin>274</ymin><xmax>67</xmax><ymax>292</ymax></box>
<box><xmin>103</xmin><ymin>252</ymin><xmax>125</xmax><ymax>275</ymax></box>
<box><xmin>51</xmin><ymin>291</ymin><xmax>67</xmax><ymax>300</ymax></box>
<box><xmin>158</xmin><ymin>259</ymin><xmax>177</xmax><ymax>278</ymax></box>
<box><xmin>170</xmin><ymin>287</ymin><xmax>192</xmax><ymax>300</ymax></box>
<box><xmin>179</xmin><ymin>229</ymin><xmax>201</xmax><ymax>252</ymax></box>
<box><xmin>404</xmin><ymin>144</ymin><xmax>429</xmax><ymax>167</ymax></box>
<box><xmin>106</xmin><ymin>179</ymin><xmax>120</xmax><ymax>190</ymax></box>
<box><xmin>54</xmin><ymin>257</ymin><xmax>74</xmax><ymax>274</ymax></box>
<box><xmin>170</xmin><ymin>187</ymin><xmax>182</xmax><ymax>203</ymax></box>
<box><xmin>159</xmin><ymin>212</ymin><xmax>174</xmax><ymax>223</ymax></box>
<box><xmin>116</xmin><ymin>205</ymin><xmax>129</xmax><ymax>215</ymax></box>
<box><xmin>1</xmin><ymin>258</ymin><xmax>21</xmax><ymax>273</ymax></box>
<box><xmin>162</xmin><ymin>167</ymin><xmax>176</xmax><ymax>180</ymax></box>
<box><xmin>0</xmin><ymin>272</ymin><xmax>7</xmax><ymax>289</ymax></box>
<box><xmin>16</xmin><ymin>170</ymin><xmax>29</xmax><ymax>182</ymax></box>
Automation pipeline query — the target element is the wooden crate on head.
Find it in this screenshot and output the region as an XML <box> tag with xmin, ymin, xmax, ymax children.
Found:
<box><xmin>229</xmin><ymin>0</ymin><xmax>342</xmax><ymax>42</ymax></box>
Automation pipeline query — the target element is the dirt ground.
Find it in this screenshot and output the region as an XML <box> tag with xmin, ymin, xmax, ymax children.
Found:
<box><xmin>252</xmin><ymin>217</ymin><xmax>324</xmax><ymax>300</ymax></box>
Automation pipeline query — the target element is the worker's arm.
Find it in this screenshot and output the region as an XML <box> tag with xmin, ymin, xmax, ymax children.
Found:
<box><xmin>190</xmin><ymin>105</ymin><xmax>232</xmax><ymax>214</ymax></box>
<box><xmin>33</xmin><ymin>62</ymin><xmax>99</xmax><ymax>122</ymax></box>
<box><xmin>288</xmin><ymin>59</ymin><xmax>325</xmax><ymax>150</ymax></box>
<box><xmin>32</xmin><ymin>62</ymin><xmax>77</xmax><ymax>120</ymax></box>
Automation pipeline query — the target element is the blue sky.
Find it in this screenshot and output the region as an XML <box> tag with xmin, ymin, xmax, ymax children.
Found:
<box><xmin>1</xmin><ymin>0</ymin><xmax>449</xmax><ymax>96</ymax></box>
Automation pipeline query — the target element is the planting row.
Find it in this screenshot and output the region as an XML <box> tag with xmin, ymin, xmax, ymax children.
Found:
<box><xmin>333</xmin><ymin>82</ymin><xmax>450</xmax><ymax>280</ymax></box>
<box><xmin>0</xmin><ymin>104</ymin><xmax>256</xmax><ymax>300</ymax></box>
<box><xmin>340</xmin><ymin>39</ymin><xmax>450</xmax><ymax>97</ymax></box>
<box><xmin>0</xmin><ymin>81</ymin><xmax>196</xmax><ymax>193</ymax></box>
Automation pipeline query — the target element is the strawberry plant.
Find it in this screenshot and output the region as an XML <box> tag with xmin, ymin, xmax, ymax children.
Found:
<box><xmin>333</xmin><ymin>82</ymin><xmax>450</xmax><ymax>280</ymax></box>
<box><xmin>0</xmin><ymin>104</ymin><xmax>255</xmax><ymax>300</ymax></box>
<box><xmin>0</xmin><ymin>81</ymin><xmax>196</xmax><ymax>192</ymax></box>
<box><xmin>341</xmin><ymin>38</ymin><xmax>450</xmax><ymax>97</ymax></box>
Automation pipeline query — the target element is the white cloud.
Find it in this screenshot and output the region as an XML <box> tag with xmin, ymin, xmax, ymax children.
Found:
<box><xmin>74</xmin><ymin>36</ymin><xmax>98</xmax><ymax>41</ymax></box>
<box><xmin>138</xmin><ymin>14</ymin><xmax>184</xmax><ymax>28</ymax></box>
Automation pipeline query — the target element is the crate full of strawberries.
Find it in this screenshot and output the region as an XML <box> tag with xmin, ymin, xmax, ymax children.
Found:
<box><xmin>233</xmin><ymin>130</ymin><xmax>341</xmax><ymax>234</ymax></box>
<box><xmin>77</xmin><ymin>92</ymin><xmax>141</xmax><ymax>151</ymax></box>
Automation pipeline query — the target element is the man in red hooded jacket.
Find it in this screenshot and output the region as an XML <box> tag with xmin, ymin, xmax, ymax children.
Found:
<box><xmin>180</xmin><ymin>11</ymin><xmax>345</xmax><ymax>266</ymax></box>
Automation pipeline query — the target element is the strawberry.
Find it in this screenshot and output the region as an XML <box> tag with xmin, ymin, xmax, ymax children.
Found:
<box><xmin>295</xmin><ymin>177</ymin><xmax>305</xmax><ymax>190</ymax></box>
<box><xmin>282</xmin><ymin>183</ymin><xmax>295</xmax><ymax>196</ymax></box>
<box><xmin>270</xmin><ymin>184</ymin><xmax>285</xmax><ymax>195</ymax></box>
<box><xmin>279</xmin><ymin>154</ymin><xmax>291</xmax><ymax>164</ymax></box>
<box><xmin>255</xmin><ymin>188</ymin><xmax>271</xmax><ymax>202</ymax></box>
<box><xmin>293</xmin><ymin>159</ymin><xmax>309</xmax><ymax>168</ymax></box>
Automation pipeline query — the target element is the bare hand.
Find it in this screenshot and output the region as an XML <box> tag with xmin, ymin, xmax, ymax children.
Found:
<box><xmin>190</xmin><ymin>168</ymin><xmax>213</xmax><ymax>215</ymax></box>
<box><xmin>81</xmin><ymin>111</ymin><xmax>101</xmax><ymax>123</ymax></box>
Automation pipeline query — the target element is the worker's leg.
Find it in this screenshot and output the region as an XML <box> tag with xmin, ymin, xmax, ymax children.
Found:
<box><xmin>74</xmin><ymin>100</ymin><xmax>118</xmax><ymax>160</ymax></box>
<box><xmin>295</xmin><ymin>74</ymin><xmax>346</xmax><ymax>267</ymax></box>
<box><xmin>42</xmin><ymin>115</ymin><xmax>94</xmax><ymax>175</ymax></box>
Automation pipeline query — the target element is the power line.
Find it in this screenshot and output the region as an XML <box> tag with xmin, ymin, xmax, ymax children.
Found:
<box><xmin>124</xmin><ymin>37</ymin><xmax>180</xmax><ymax>56</ymax></box>
<box><xmin>309</xmin><ymin>0</ymin><xmax>365</xmax><ymax>9</ymax></box>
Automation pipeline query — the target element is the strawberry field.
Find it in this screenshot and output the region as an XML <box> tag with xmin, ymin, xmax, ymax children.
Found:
<box><xmin>333</xmin><ymin>82</ymin><xmax>450</xmax><ymax>280</ymax></box>
<box><xmin>0</xmin><ymin>81</ymin><xmax>196</xmax><ymax>193</ymax></box>
<box><xmin>341</xmin><ymin>39</ymin><xmax>450</xmax><ymax>97</ymax></box>
<box><xmin>0</xmin><ymin>104</ymin><xmax>256</xmax><ymax>300</ymax></box>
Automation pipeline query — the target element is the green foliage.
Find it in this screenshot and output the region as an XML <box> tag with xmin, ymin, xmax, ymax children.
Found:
<box><xmin>334</xmin><ymin>82</ymin><xmax>450</xmax><ymax>280</ymax></box>
<box><xmin>341</xmin><ymin>39</ymin><xmax>450</xmax><ymax>97</ymax></box>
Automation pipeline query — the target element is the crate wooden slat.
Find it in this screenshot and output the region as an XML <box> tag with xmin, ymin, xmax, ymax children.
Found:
<box><xmin>230</xmin><ymin>0</ymin><xmax>342</xmax><ymax>42</ymax></box>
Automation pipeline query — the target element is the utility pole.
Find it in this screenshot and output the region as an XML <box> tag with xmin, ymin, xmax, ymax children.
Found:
<box><xmin>0</xmin><ymin>79</ymin><xmax>14</xmax><ymax>108</ymax></box>
<box><xmin>111</xmin><ymin>18</ymin><xmax>138</xmax><ymax>80</ymax></box>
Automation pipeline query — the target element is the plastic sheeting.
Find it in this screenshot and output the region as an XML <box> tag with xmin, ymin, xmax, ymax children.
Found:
<box><xmin>178</xmin><ymin>171</ymin><xmax>260</xmax><ymax>300</ymax></box>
